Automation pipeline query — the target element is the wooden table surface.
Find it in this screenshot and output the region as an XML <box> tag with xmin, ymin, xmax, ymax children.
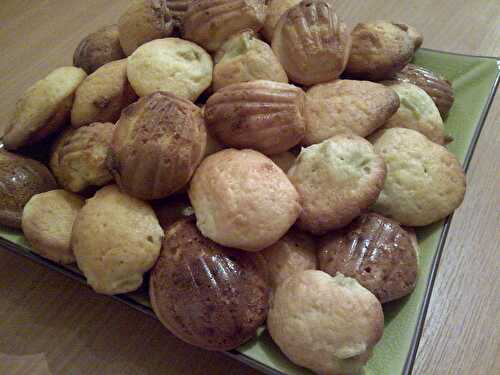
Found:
<box><xmin>0</xmin><ymin>1</ymin><xmax>499</xmax><ymax>374</ymax></box>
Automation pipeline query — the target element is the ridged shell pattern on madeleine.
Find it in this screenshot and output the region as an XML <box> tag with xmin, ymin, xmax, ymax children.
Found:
<box><xmin>205</xmin><ymin>80</ymin><xmax>306</xmax><ymax>155</ymax></box>
<box><xmin>272</xmin><ymin>0</ymin><xmax>351</xmax><ymax>85</ymax></box>
<box><xmin>149</xmin><ymin>219</ymin><xmax>270</xmax><ymax>351</ymax></box>
<box><xmin>108</xmin><ymin>92</ymin><xmax>207</xmax><ymax>200</ymax></box>
<box><xmin>392</xmin><ymin>64</ymin><xmax>454</xmax><ymax>118</ymax></box>
<box><xmin>183</xmin><ymin>0</ymin><xmax>266</xmax><ymax>52</ymax></box>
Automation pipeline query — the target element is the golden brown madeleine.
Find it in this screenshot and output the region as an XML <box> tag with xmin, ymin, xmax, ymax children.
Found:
<box><xmin>73</xmin><ymin>25</ymin><xmax>125</xmax><ymax>74</ymax></box>
<box><xmin>189</xmin><ymin>149</ymin><xmax>301</xmax><ymax>251</ymax></box>
<box><xmin>3</xmin><ymin>67</ymin><xmax>87</xmax><ymax>150</ymax></box>
<box><xmin>183</xmin><ymin>0</ymin><xmax>266</xmax><ymax>52</ymax></box>
<box><xmin>392</xmin><ymin>64</ymin><xmax>454</xmax><ymax>118</ymax></box>
<box><xmin>267</xmin><ymin>271</ymin><xmax>384</xmax><ymax>375</ymax></box>
<box><xmin>149</xmin><ymin>219</ymin><xmax>270</xmax><ymax>351</ymax></box>
<box><xmin>108</xmin><ymin>92</ymin><xmax>207</xmax><ymax>200</ymax></box>
<box><xmin>370</xmin><ymin>128</ymin><xmax>466</xmax><ymax>226</ymax></box>
<box><xmin>271</xmin><ymin>0</ymin><xmax>351</xmax><ymax>85</ymax></box>
<box><xmin>126</xmin><ymin>38</ymin><xmax>213</xmax><ymax>101</ymax></box>
<box><xmin>118</xmin><ymin>0</ymin><xmax>174</xmax><ymax>56</ymax></box>
<box><xmin>346</xmin><ymin>21</ymin><xmax>417</xmax><ymax>81</ymax></box>
<box><xmin>212</xmin><ymin>30</ymin><xmax>288</xmax><ymax>91</ymax></box>
<box><xmin>50</xmin><ymin>122</ymin><xmax>115</xmax><ymax>193</ymax></box>
<box><xmin>260</xmin><ymin>229</ymin><xmax>317</xmax><ymax>290</ymax></box>
<box><xmin>71</xmin><ymin>60</ymin><xmax>138</xmax><ymax>127</ymax></box>
<box><xmin>153</xmin><ymin>194</ymin><xmax>194</xmax><ymax>229</ymax></box>
<box><xmin>71</xmin><ymin>185</ymin><xmax>163</xmax><ymax>295</ymax></box>
<box><xmin>319</xmin><ymin>213</ymin><xmax>419</xmax><ymax>303</ymax></box>
<box><xmin>262</xmin><ymin>0</ymin><xmax>302</xmax><ymax>42</ymax></box>
<box><xmin>22</xmin><ymin>190</ymin><xmax>84</xmax><ymax>264</ymax></box>
<box><xmin>304</xmin><ymin>80</ymin><xmax>400</xmax><ymax>145</ymax></box>
<box><xmin>205</xmin><ymin>80</ymin><xmax>306</xmax><ymax>155</ymax></box>
<box><xmin>0</xmin><ymin>150</ymin><xmax>57</xmax><ymax>228</ymax></box>
<box><xmin>287</xmin><ymin>135</ymin><xmax>386</xmax><ymax>235</ymax></box>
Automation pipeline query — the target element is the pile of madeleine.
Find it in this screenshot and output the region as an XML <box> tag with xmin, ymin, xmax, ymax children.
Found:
<box><xmin>0</xmin><ymin>0</ymin><xmax>465</xmax><ymax>374</ymax></box>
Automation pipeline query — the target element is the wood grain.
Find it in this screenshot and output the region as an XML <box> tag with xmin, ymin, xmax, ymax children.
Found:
<box><xmin>0</xmin><ymin>0</ymin><xmax>499</xmax><ymax>374</ymax></box>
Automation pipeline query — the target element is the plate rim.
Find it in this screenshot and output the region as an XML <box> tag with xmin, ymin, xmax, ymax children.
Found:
<box><xmin>0</xmin><ymin>48</ymin><xmax>498</xmax><ymax>375</ymax></box>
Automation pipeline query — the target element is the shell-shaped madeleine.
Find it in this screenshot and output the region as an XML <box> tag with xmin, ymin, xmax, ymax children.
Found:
<box><xmin>0</xmin><ymin>150</ymin><xmax>57</xmax><ymax>228</ymax></box>
<box><xmin>205</xmin><ymin>80</ymin><xmax>306</xmax><ymax>155</ymax></box>
<box><xmin>393</xmin><ymin>64</ymin><xmax>454</xmax><ymax>118</ymax></box>
<box><xmin>108</xmin><ymin>92</ymin><xmax>207</xmax><ymax>200</ymax></box>
<box><xmin>149</xmin><ymin>219</ymin><xmax>270</xmax><ymax>351</ymax></box>
<box><xmin>319</xmin><ymin>213</ymin><xmax>419</xmax><ymax>303</ymax></box>
<box><xmin>271</xmin><ymin>0</ymin><xmax>351</xmax><ymax>85</ymax></box>
<box><xmin>183</xmin><ymin>0</ymin><xmax>266</xmax><ymax>52</ymax></box>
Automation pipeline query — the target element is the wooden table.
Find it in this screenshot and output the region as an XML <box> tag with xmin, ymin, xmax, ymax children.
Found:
<box><xmin>0</xmin><ymin>1</ymin><xmax>499</xmax><ymax>374</ymax></box>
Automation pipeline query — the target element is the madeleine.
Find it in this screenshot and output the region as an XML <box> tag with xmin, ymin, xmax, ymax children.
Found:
<box><xmin>272</xmin><ymin>0</ymin><xmax>351</xmax><ymax>85</ymax></box>
<box><xmin>205</xmin><ymin>80</ymin><xmax>305</xmax><ymax>155</ymax></box>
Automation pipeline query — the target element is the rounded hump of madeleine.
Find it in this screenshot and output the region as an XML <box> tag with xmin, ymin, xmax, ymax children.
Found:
<box><xmin>189</xmin><ymin>148</ymin><xmax>301</xmax><ymax>251</ymax></box>
<box><xmin>267</xmin><ymin>270</ymin><xmax>384</xmax><ymax>374</ymax></box>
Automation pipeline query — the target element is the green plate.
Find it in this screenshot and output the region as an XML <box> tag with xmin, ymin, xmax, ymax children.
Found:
<box><xmin>1</xmin><ymin>48</ymin><xmax>499</xmax><ymax>375</ymax></box>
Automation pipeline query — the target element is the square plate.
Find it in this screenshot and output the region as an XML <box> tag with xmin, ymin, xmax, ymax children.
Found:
<box><xmin>1</xmin><ymin>48</ymin><xmax>499</xmax><ymax>375</ymax></box>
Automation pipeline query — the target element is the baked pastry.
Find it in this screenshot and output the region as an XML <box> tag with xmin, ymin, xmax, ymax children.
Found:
<box><xmin>22</xmin><ymin>190</ymin><xmax>84</xmax><ymax>264</ymax></box>
<box><xmin>127</xmin><ymin>38</ymin><xmax>213</xmax><ymax>101</ymax></box>
<box><xmin>188</xmin><ymin>149</ymin><xmax>301</xmax><ymax>251</ymax></box>
<box><xmin>183</xmin><ymin>0</ymin><xmax>266</xmax><ymax>52</ymax></box>
<box><xmin>212</xmin><ymin>30</ymin><xmax>288</xmax><ymax>91</ymax></box>
<box><xmin>267</xmin><ymin>271</ymin><xmax>384</xmax><ymax>375</ymax></box>
<box><xmin>0</xmin><ymin>150</ymin><xmax>57</xmax><ymax>228</ymax></box>
<box><xmin>260</xmin><ymin>229</ymin><xmax>317</xmax><ymax>289</ymax></box>
<box><xmin>153</xmin><ymin>195</ymin><xmax>194</xmax><ymax>229</ymax></box>
<box><xmin>272</xmin><ymin>0</ymin><xmax>351</xmax><ymax>85</ymax></box>
<box><xmin>149</xmin><ymin>219</ymin><xmax>269</xmax><ymax>350</ymax></box>
<box><xmin>303</xmin><ymin>80</ymin><xmax>400</xmax><ymax>145</ymax></box>
<box><xmin>382</xmin><ymin>82</ymin><xmax>448</xmax><ymax>145</ymax></box>
<box><xmin>118</xmin><ymin>0</ymin><xmax>174</xmax><ymax>56</ymax></box>
<box><xmin>370</xmin><ymin>128</ymin><xmax>466</xmax><ymax>226</ymax></box>
<box><xmin>262</xmin><ymin>0</ymin><xmax>302</xmax><ymax>42</ymax></box>
<box><xmin>71</xmin><ymin>59</ymin><xmax>137</xmax><ymax>127</ymax></box>
<box><xmin>346</xmin><ymin>21</ymin><xmax>419</xmax><ymax>81</ymax></box>
<box><xmin>392</xmin><ymin>64</ymin><xmax>454</xmax><ymax>118</ymax></box>
<box><xmin>3</xmin><ymin>67</ymin><xmax>87</xmax><ymax>150</ymax></box>
<box><xmin>73</xmin><ymin>25</ymin><xmax>125</xmax><ymax>74</ymax></box>
<box><xmin>108</xmin><ymin>92</ymin><xmax>207</xmax><ymax>200</ymax></box>
<box><xmin>50</xmin><ymin>122</ymin><xmax>115</xmax><ymax>192</ymax></box>
<box><xmin>319</xmin><ymin>213</ymin><xmax>419</xmax><ymax>303</ymax></box>
<box><xmin>287</xmin><ymin>134</ymin><xmax>386</xmax><ymax>234</ymax></box>
<box><xmin>205</xmin><ymin>80</ymin><xmax>306</xmax><ymax>155</ymax></box>
<box><xmin>269</xmin><ymin>151</ymin><xmax>296</xmax><ymax>173</ymax></box>
<box><xmin>71</xmin><ymin>185</ymin><xmax>163</xmax><ymax>294</ymax></box>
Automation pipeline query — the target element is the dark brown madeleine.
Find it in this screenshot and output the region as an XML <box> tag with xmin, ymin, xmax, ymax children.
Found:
<box><xmin>205</xmin><ymin>80</ymin><xmax>306</xmax><ymax>155</ymax></box>
<box><xmin>0</xmin><ymin>150</ymin><xmax>57</xmax><ymax>228</ymax></box>
<box><xmin>319</xmin><ymin>213</ymin><xmax>418</xmax><ymax>303</ymax></box>
<box><xmin>393</xmin><ymin>64</ymin><xmax>455</xmax><ymax>118</ymax></box>
<box><xmin>149</xmin><ymin>219</ymin><xmax>269</xmax><ymax>350</ymax></box>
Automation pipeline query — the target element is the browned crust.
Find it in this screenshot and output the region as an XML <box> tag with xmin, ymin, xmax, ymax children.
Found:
<box><xmin>205</xmin><ymin>80</ymin><xmax>306</xmax><ymax>155</ymax></box>
<box><xmin>149</xmin><ymin>219</ymin><xmax>269</xmax><ymax>350</ymax></box>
